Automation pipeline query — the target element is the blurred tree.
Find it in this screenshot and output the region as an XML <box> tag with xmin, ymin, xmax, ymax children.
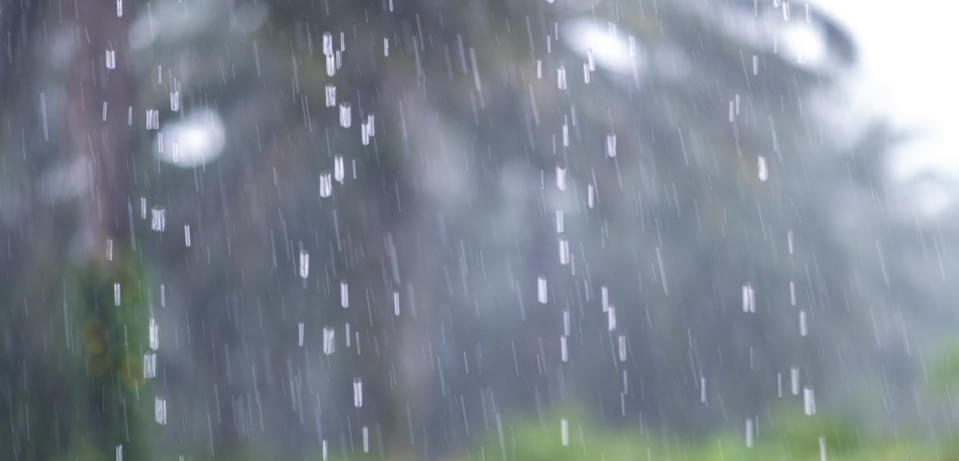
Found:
<box><xmin>1</xmin><ymin>0</ymin><xmax>934</xmax><ymax>459</ymax></box>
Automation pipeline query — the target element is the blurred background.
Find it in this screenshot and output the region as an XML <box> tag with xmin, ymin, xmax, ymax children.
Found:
<box><xmin>3</xmin><ymin>0</ymin><xmax>959</xmax><ymax>459</ymax></box>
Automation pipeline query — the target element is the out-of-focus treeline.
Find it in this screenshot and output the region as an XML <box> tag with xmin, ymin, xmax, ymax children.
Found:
<box><xmin>2</xmin><ymin>0</ymin><xmax>959</xmax><ymax>459</ymax></box>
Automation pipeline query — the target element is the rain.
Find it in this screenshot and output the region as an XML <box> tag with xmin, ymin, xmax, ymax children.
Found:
<box><xmin>2</xmin><ymin>0</ymin><xmax>959</xmax><ymax>460</ymax></box>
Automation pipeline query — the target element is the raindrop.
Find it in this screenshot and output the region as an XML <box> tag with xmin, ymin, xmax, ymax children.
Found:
<box><xmin>560</xmin><ymin>418</ymin><xmax>569</xmax><ymax>446</ymax></box>
<box><xmin>322</xmin><ymin>32</ymin><xmax>334</xmax><ymax>56</ymax></box>
<box><xmin>184</xmin><ymin>225</ymin><xmax>192</xmax><ymax>247</ymax></box>
<box><xmin>617</xmin><ymin>335</ymin><xmax>627</xmax><ymax>362</ymax></box>
<box><xmin>298</xmin><ymin>322</ymin><xmax>304</xmax><ymax>347</ymax></box>
<box><xmin>560</xmin><ymin>336</ymin><xmax>568</xmax><ymax>362</ymax></box>
<box><xmin>393</xmin><ymin>290</ymin><xmax>400</xmax><ymax>316</ymax></box>
<box><xmin>325</xmin><ymin>55</ymin><xmax>336</xmax><ymax>77</ymax></box>
<box><xmin>340</xmin><ymin>281</ymin><xmax>349</xmax><ymax>308</ymax></box>
<box><xmin>322</xmin><ymin>327</ymin><xmax>335</xmax><ymax>355</ymax></box>
<box><xmin>803</xmin><ymin>387</ymin><xmax>816</xmax><ymax>415</ymax></box>
<box><xmin>353</xmin><ymin>378</ymin><xmax>363</xmax><ymax>408</ymax></box>
<box><xmin>361</xmin><ymin>121</ymin><xmax>371</xmax><ymax>145</ymax></box>
<box><xmin>105</xmin><ymin>49</ymin><xmax>116</xmax><ymax>69</ymax></box>
<box><xmin>362</xmin><ymin>425</ymin><xmax>369</xmax><ymax>453</ymax></box>
<box><xmin>149</xmin><ymin>317</ymin><xmax>159</xmax><ymax>350</ymax></box>
<box><xmin>143</xmin><ymin>353</ymin><xmax>157</xmax><ymax>379</ymax></box>
<box><xmin>758</xmin><ymin>155</ymin><xmax>769</xmax><ymax>182</ymax></box>
<box><xmin>146</xmin><ymin>109</ymin><xmax>159</xmax><ymax>130</ymax></box>
<box><xmin>170</xmin><ymin>91</ymin><xmax>180</xmax><ymax>112</ymax></box>
<box><xmin>319</xmin><ymin>172</ymin><xmax>333</xmax><ymax>198</ymax></box>
<box><xmin>742</xmin><ymin>283</ymin><xmax>756</xmax><ymax>313</ymax></box>
<box><xmin>745</xmin><ymin>418</ymin><xmax>754</xmax><ymax>448</ymax></box>
<box><xmin>556</xmin><ymin>166</ymin><xmax>567</xmax><ymax>191</ymax></box>
<box><xmin>601</xmin><ymin>285</ymin><xmax>609</xmax><ymax>312</ymax></box>
<box><xmin>537</xmin><ymin>276</ymin><xmax>548</xmax><ymax>304</ymax></box>
<box><xmin>791</xmin><ymin>367</ymin><xmax>801</xmax><ymax>395</ymax></box>
<box><xmin>325</xmin><ymin>85</ymin><xmax>337</xmax><ymax>107</ymax></box>
<box><xmin>334</xmin><ymin>156</ymin><xmax>345</xmax><ymax>183</ymax></box>
<box><xmin>557</xmin><ymin>65</ymin><xmax>567</xmax><ymax>90</ymax></box>
<box><xmin>339</xmin><ymin>103</ymin><xmax>352</xmax><ymax>128</ymax></box>
<box><xmin>114</xmin><ymin>283</ymin><xmax>121</xmax><ymax>306</ymax></box>
<box><xmin>558</xmin><ymin>239</ymin><xmax>570</xmax><ymax>265</ymax></box>
<box><xmin>298</xmin><ymin>250</ymin><xmax>310</xmax><ymax>279</ymax></box>
<box><xmin>605</xmin><ymin>134</ymin><xmax>617</xmax><ymax>158</ymax></box>
<box><xmin>39</xmin><ymin>92</ymin><xmax>48</xmax><ymax>141</ymax></box>
<box><xmin>155</xmin><ymin>397</ymin><xmax>167</xmax><ymax>425</ymax></box>
<box><xmin>799</xmin><ymin>311</ymin><xmax>808</xmax><ymax>337</ymax></box>
<box><xmin>151</xmin><ymin>208</ymin><xmax>166</xmax><ymax>232</ymax></box>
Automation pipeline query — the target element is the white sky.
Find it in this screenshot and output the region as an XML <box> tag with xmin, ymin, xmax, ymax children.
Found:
<box><xmin>814</xmin><ymin>1</ymin><xmax>959</xmax><ymax>216</ymax></box>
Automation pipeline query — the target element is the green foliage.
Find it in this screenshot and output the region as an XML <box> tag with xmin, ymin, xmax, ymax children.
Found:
<box><xmin>454</xmin><ymin>408</ymin><xmax>946</xmax><ymax>461</ymax></box>
<box><xmin>60</xmin><ymin>250</ymin><xmax>155</xmax><ymax>460</ymax></box>
<box><xmin>929</xmin><ymin>342</ymin><xmax>959</xmax><ymax>394</ymax></box>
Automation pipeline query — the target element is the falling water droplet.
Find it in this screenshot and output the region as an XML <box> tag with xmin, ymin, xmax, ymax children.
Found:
<box><xmin>325</xmin><ymin>85</ymin><xmax>337</xmax><ymax>107</ymax></box>
<box><xmin>323</xmin><ymin>327</ymin><xmax>335</xmax><ymax>355</ymax></box>
<box><xmin>155</xmin><ymin>397</ymin><xmax>167</xmax><ymax>425</ymax></box>
<box><xmin>558</xmin><ymin>239</ymin><xmax>570</xmax><ymax>265</ymax></box>
<box><xmin>299</xmin><ymin>250</ymin><xmax>310</xmax><ymax>279</ymax></box>
<box><xmin>605</xmin><ymin>134</ymin><xmax>617</xmax><ymax>158</ymax></box>
<box><xmin>560</xmin><ymin>418</ymin><xmax>569</xmax><ymax>446</ymax></box>
<box><xmin>339</xmin><ymin>103</ymin><xmax>352</xmax><ymax>128</ymax></box>
<box><xmin>556</xmin><ymin>166</ymin><xmax>567</xmax><ymax>191</ymax></box>
<box><xmin>149</xmin><ymin>317</ymin><xmax>159</xmax><ymax>350</ymax></box>
<box><xmin>537</xmin><ymin>276</ymin><xmax>548</xmax><ymax>304</ymax></box>
<box><xmin>353</xmin><ymin>378</ymin><xmax>364</xmax><ymax>408</ymax></box>
<box><xmin>151</xmin><ymin>208</ymin><xmax>166</xmax><ymax>232</ymax></box>
<box><xmin>319</xmin><ymin>172</ymin><xmax>333</xmax><ymax>198</ymax></box>
<box><xmin>742</xmin><ymin>283</ymin><xmax>756</xmax><ymax>313</ymax></box>
<box><xmin>146</xmin><ymin>109</ymin><xmax>159</xmax><ymax>130</ymax></box>
<box><xmin>804</xmin><ymin>387</ymin><xmax>816</xmax><ymax>415</ymax></box>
